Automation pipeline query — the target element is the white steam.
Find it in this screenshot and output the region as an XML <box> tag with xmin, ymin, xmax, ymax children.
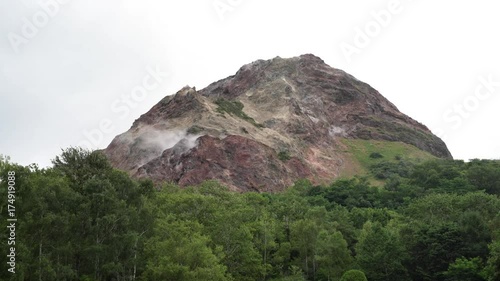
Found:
<box><xmin>120</xmin><ymin>125</ymin><xmax>201</xmax><ymax>167</ymax></box>
<box><xmin>141</xmin><ymin>128</ymin><xmax>199</xmax><ymax>153</ymax></box>
<box><xmin>329</xmin><ymin>126</ymin><xmax>347</xmax><ymax>137</ymax></box>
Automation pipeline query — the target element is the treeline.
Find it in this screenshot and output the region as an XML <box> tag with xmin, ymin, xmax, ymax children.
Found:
<box><xmin>0</xmin><ymin>149</ymin><xmax>499</xmax><ymax>281</ymax></box>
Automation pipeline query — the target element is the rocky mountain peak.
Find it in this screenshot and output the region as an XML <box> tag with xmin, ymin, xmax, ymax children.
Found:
<box><xmin>104</xmin><ymin>54</ymin><xmax>452</xmax><ymax>192</ymax></box>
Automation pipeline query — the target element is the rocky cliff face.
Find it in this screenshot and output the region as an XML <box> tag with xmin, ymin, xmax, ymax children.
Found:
<box><xmin>104</xmin><ymin>54</ymin><xmax>452</xmax><ymax>192</ymax></box>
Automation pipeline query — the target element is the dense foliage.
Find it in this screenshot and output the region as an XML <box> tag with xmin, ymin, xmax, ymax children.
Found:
<box><xmin>0</xmin><ymin>149</ymin><xmax>499</xmax><ymax>280</ymax></box>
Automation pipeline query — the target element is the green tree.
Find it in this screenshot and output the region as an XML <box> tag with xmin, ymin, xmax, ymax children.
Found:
<box><xmin>340</xmin><ymin>269</ymin><xmax>367</xmax><ymax>281</ymax></box>
<box><xmin>466</xmin><ymin>159</ymin><xmax>500</xmax><ymax>195</ymax></box>
<box><xmin>30</xmin><ymin>148</ymin><xmax>153</xmax><ymax>280</ymax></box>
<box><xmin>444</xmin><ymin>257</ymin><xmax>487</xmax><ymax>281</ymax></box>
<box><xmin>52</xmin><ymin>148</ymin><xmax>113</xmax><ymax>188</ymax></box>
<box><xmin>143</xmin><ymin>219</ymin><xmax>231</xmax><ymax>281</ymax></box>
<box><xmin>151</xmin><ymin>182</ymin><xmax>264</xmax><ymax>281</ymax></box>
<box><xmin>315</xmin><ymin>230</ymin><xmax>353</xmax><ymax>281</ymax></box>
<box><xmin>356</xmin><ymin>221</ymin><xmax>409</xmax><ymax>281</ymax></box>
<box><xmin>290</xmin><ymin>219</ymin><xmax>320</xmax><ymax>279</ymax></box>
<box><xmin>403</xmin><ymin>222</ymin><xmax>466</xmax><ymax>281</ymax></box>
<box><xmin>484</xmin><ymin>240</ymin><xmax>500</xmax><ymax>281</ymax></box>
<box><xmin>0</xmin><ymin>154</ymin><xmax>10</xmax><ymax>172</ymax></box>
<box><xmin>251</xmin><ymin>209</ymin><xmax>279</xmax><ymax>280</ymax></box>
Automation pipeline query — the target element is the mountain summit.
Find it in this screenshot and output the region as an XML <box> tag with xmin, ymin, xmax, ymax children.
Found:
<box><xmin>104</xmin><ymin>54</ymin><xmax>451</xmax><ymax>192</ymax></box>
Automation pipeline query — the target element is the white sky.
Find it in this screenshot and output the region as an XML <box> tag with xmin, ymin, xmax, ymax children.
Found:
<box><xmin>1</xmin><ymin>0</ymin><xmax>499</xmax><ymax>167</ymax></box>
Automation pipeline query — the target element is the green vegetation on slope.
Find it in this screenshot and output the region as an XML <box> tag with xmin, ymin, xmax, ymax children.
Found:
<box><xmin>278</xmin><ymin>150</ymin><xmax>291</xmax><ymax>161</ymax></box>
<box><xmin>1</xmin><ymin>150</ymin><xmax>499</xmax><ymax>281</ymax></box>
<box><xmin>215</xmin><ymin>98</ymin><xmax>265</xmax><ymax>128</ymax></box>
<box><xmin>340</xmin><ymin>138</ymin><xmax>437</xmax><ymax>184</ymax></box>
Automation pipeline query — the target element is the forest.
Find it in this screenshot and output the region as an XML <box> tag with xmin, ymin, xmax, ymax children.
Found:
<box><xmin>0</xmin><ymin>148</ymin><xmax>499</xmax><ymax>281</ymax></box>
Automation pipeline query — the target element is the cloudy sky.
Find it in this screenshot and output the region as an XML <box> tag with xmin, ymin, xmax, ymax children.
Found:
<box><xmin>1</xmin><ymin>0</ymin><xmax>499</xmax><ymax>167</ymax></box>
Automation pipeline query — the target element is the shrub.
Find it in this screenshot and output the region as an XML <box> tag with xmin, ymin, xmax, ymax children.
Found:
<box><xmin>187</xmin><ymin>125</ymin><xmax>204</xmax><ymax>135</ymax></box>
<box><xmin>240</xmin><ymin>127</ymin><xmax>249</xmax><ymax>134</ymax></box>
<box><xmin>215</xmin><ymin>98</ymin><xmax>264</xmax><ymax>128</ymax></box>
<box><xmin>340</xmin><ymin>270</ymin><xmax>367</xmax><ymax>281</ymax></box>
<box><xmin>369</xmin><ymin>152</ymin><xmax>384</xmax><ymax>159</ymax></box>
<box><xmin>278</xmin><ymin>150</ymin><xmax>291</xmax><ymax>161</ymax></box>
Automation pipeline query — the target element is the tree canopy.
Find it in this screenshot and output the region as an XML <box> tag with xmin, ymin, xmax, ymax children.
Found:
<box><xmin>0</xmin><ymin>150</ymin><xmax>499</xmax><ymax>280</ymax></box>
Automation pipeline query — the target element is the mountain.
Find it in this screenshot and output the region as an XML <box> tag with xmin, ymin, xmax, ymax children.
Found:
<box><xmin>103</xmin><ymin>54</ymin><xmax>451</xmax><ymax>192</ymax></box>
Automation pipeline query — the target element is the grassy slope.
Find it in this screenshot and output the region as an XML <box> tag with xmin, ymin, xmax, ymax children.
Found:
<box><xmin>339</xmin><ymin>138</ymin><xmax>437</xmax><ymax>185</ymax></box>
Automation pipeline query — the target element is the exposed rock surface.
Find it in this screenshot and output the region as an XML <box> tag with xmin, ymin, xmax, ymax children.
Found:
<box><xmin>104</xmin><ymin>54</ymin><xmax>452</xmax><ymax>192</ymax></box>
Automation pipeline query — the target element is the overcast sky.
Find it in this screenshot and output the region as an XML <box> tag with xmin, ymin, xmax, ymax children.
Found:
<box><xmin>1</xmin><ymin>0</ymin><xmax>499</xmax><ymax>167</ymax></box>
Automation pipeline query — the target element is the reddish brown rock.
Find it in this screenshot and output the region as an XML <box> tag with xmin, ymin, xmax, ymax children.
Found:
<box><xmin>135</xmin><ymin>135</ymin><xmax>313</xmax><ymax>192</ymax></box>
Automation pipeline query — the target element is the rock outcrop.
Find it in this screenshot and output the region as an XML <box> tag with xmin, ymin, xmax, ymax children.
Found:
<box><xmin>104</xmin><ymin>54</ymin><xmax>452</xmax><ymax>192</ymax></box>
